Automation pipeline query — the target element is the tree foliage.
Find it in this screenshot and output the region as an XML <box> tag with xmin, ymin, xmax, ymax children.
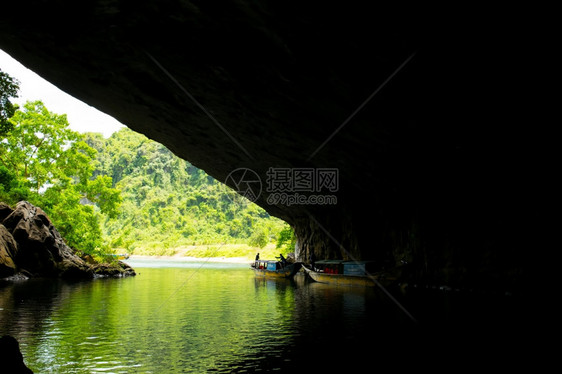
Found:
<box><xmin>84</xmin><ymin>128</ymin><xmax>290</xmax><ymax>253</ymax></box>
<box><xmin>1</xmin><ymin>101</ymin><xmax>78</xmax><ymax>190</ymax></box>
<box><xmin>276</xmin><ymin>224</ymin><xmax>296</xmax><ymax>252</ymax></box>
<box><xmin>0</xmin><ymin>100</ymin><xmax>121</xmax><ymax>255</ymax></box>
<box><xmin>0</xmin><ymin>68</ymin><xmax>19</xmax><ymax>136</ymax></box>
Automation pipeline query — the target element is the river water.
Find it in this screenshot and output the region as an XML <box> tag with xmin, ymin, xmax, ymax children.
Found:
<box><xmin>1</xmin><ymin>257</ymin><xmax>535</xmax><ymax>373</ymax></box>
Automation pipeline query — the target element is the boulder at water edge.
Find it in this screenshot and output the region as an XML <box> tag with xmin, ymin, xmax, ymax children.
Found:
<box><xmin>0</xmin><ymin>201</ymin><xmax>135</xmax><ymax>279</ymax></box>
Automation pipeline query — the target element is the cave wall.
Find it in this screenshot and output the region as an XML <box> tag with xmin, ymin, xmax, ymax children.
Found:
<box><xmin>0</xmin><ymin>1</ymin><xmax>537</xmax><ymax>292</ymax></box>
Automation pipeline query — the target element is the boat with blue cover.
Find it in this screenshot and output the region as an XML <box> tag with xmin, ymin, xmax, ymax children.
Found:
<box><xmin>251</xmin><ymin>259</ymin><xmax>302</xmax><ymax>279</ymax></box>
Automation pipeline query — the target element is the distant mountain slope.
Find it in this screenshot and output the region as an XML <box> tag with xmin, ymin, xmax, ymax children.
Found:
<box><xmin>83</xmin><ymin>128</ymin><xmax>285</xmax><ymax>254</ymax></box>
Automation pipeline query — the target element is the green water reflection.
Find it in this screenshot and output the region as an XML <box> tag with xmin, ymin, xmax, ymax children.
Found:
<box><xmin>1</xmin><ymin>262</ymin><xmax>310</xmax><ymax>372</ymax></box>
<box><xmin>3</xmin><ymin>258</ymin><xmax>525</xmax><ymax>373</ymax></box>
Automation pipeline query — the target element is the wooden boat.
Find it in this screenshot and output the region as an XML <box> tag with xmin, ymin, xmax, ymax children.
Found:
<box><xmin>251</xmin><ymin>259</ymin><xmax>302</xmax><ymax>279</ymax></box>
<box><xmin>302</xmin><ymin>260</ymin><xmax>388</xmax><ymax>287</ymax></box>
<box><xmin>109</xmin><ymin>253</ymin><xmax>130</xmax><ymax>260</ymax></box>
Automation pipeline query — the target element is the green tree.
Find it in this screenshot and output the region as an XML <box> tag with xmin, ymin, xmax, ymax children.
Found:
<box><xmin>0</xmin><ymin>69</ymin><xmax>19</xmax><ymax>136</ymax></box>
<box><xmin>0</xmin><ymin>100</ymin><xmax>121</xmax><ymax>255</ymax></box>
<box><xmin>42</xmin><ymin>186</ymin><xmax>105</xmax><ymax>255</ymax></box>
<box><xmin>0</xmin><ymin>100</ymin><xmax>77</xmax><ymax>191</ymax></box>
<box><xmin>0</xmin><ymin>165</ymin><xmax>30</xmax><ymax>202</ymax></box>
<box><xmin>248</xmin><ymin>226</ymin><xmax>269</xmax><ymax>249</ymax></box>
<box><xmin>276</xmin><ymin>223</ymin><xmax>296</xmax><ymax>253</ymax></box>
<box><xmin>88</xmin><ymin>127</ymin><xmax>288</xmax><ymax>253</ymax></box>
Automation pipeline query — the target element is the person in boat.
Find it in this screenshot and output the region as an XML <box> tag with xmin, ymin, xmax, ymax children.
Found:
<box><xmin>254</xmin><ymin>253</ymin><xmax>260</xmax><ymax>268</ymax></box>
<box><xmin>276</xmin><ymin>253</ymin><xmax>287</xmax><ymax>268</ymax></box>
<box><xmin>309</xmin><ymin>252</ymin><xmax>316</xmax><ymax>271</ymax></box>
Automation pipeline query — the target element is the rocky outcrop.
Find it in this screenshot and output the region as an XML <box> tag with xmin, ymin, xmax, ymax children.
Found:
<box><xmin>0</xmin><ymin>335</ymin><xmax>33</xmax><ymax>373</ymax></box>
<box><xmin>0</xmin><ymin>224</ymin><xmax>18</xmax><ymax>278</ymax></box>
<box><xmin>0</xmin><ymin>201</ymin><xmax>135</xmax><ymax>280</ymax></box>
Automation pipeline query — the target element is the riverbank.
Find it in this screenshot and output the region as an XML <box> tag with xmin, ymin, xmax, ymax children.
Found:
<box><xmin>126</xmin><ymin>254</ymin><xmax>252</xmax><ymax>264</ymax></box>
<box><xmin>119</xmin><ymin>243</ymin><xmax>290</xmax><ymax>263</ymax></box>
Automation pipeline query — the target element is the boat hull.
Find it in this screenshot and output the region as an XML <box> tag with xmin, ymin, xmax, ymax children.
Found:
<box><xmin>305</xmin><ymin>270</ymin><xmax>377</xmax><ymax>287</ymax></box>
<box><xmin>253</xmin><ymin>268</ymin><xmax>294</xmax><ymax>278</ymax></box>
<box><xmin>252</xmin><ymin>262</ymin><xmax>302</xmax><ymax>279</ymax></box>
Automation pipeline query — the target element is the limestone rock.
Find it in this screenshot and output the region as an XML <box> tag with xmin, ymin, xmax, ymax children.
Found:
<box><xmin>0</xmin><ymin>203</ymin><xmax>13</xmax><ymax>222</ymax></box>
<box><xmin>91</xmin><ymin>261</ymin><xmax>136</xmax><ymax>277</ymax></box>
<box><xmin>0</xmin><ymin>201</ymin><xmax>135</xmax><ymax>280</ymax></box>
<box><xmin>2</xmin><ymin>201</ymin><xmax>62</xmax><ymax>276</ymax></box>
<box><xmin>0</xmin><ymin>225</ymin><xmax>17</xmax><ymax>278</ymax></box>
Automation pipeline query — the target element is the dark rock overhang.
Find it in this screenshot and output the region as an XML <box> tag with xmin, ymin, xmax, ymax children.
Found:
<box><xmin>0</xmin><ymin>2</ymin><xmax>539</xmax><ymax>292</ymax></box>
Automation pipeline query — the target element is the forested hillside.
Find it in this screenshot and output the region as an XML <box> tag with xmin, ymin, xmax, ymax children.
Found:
<box><xmin>83</xmin><ymin>128</ymin><xmax>291</xmax><ymax>256</ymax></box>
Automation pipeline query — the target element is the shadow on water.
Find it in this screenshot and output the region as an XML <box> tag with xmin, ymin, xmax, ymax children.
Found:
<box><xmin>0</xmin><ymin>278</ymin><xmax>92</xmax><ymax>339</ymax></box>
<box><xmin>231</xmin><ymin>274</ymin><xmax>541</xmax><ymax>372</ymax></box>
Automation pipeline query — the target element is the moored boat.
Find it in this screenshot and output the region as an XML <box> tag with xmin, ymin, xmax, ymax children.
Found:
<box><xmin>111</xmin><ymin>253</ymin><xmax>130</xmax><ymax>260</ymax></box>
<box><xmin>251</xmin><ymin>259</ymin><xmax>302</xmax><ymax>279</ymax></box>
<box><xmin>302</xmin><ymin>260</ymin><xmax>392</xmax><ymax>287</ymax></box>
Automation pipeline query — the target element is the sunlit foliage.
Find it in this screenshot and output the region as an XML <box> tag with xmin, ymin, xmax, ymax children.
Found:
<box><xmin>83</xmin><ymin>128</ymin><xmax>291</xmax><ymax>255</ymax></box>
<box><xmin>0</xmin><ymin>100</ymin><xmax>121</xmax><ymax>255</ymax></box>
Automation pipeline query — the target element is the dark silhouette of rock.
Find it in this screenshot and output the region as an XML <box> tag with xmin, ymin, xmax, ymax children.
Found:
<box><xmin>0</xmin><ymin>202</ymin><xmax>13</xmax><ymax>222</ymax></box>
<box><xmin>0</xmin><ymin>3</ymin><xmax>538</xmax><ymax>293</ymax></box>
<box><xmin>1</xmin><ymin>201</ymin><xmax>90</xmax><ymax>277</ymax></box>
<box><xmin>91</xmin><ymin>261</ymin><xmax>136</xmax><ymax>277</ymax></box>
<box><xmin>0</xmin><ymin>335</ymin><xmax>34</xmax><ymax>373</ymax></box>
<box><xmin>0</xmin><ymin>201</ymin><xmax>135</xmax><ymax>280</ymax></box>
